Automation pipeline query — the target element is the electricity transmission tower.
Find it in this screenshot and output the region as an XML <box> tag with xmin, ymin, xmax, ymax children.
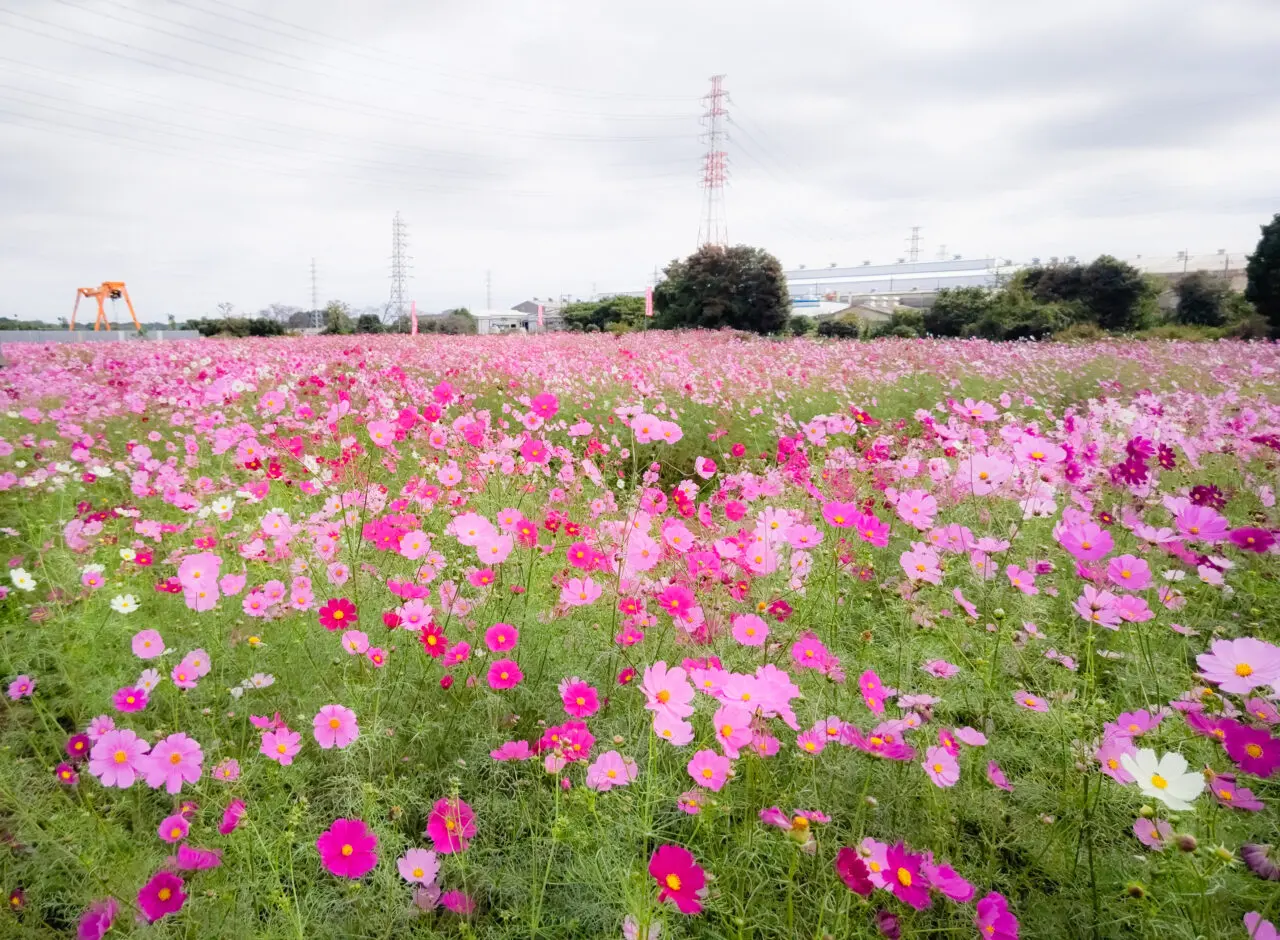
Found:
<box><xmin>698</xmin><ymin>75</ymin><xmax>729</xmax><ymax>248</ymax></box>
<box><xmin>388</xmin><ymin>211</ymin><xmax>411</xmax><ymax>324</ymax></box>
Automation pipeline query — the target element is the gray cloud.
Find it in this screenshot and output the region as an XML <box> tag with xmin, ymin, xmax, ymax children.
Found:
<box><xmin>0</xmin><ymin>0</ymin><xmax>1277</xmax><ymax>320</ymax></box>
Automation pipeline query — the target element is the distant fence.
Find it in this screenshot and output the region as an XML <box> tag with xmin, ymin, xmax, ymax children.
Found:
<box><xmin>0</xmin><ymin>330</ymin><xmax>202</xmax><ymax>344</ymax></box>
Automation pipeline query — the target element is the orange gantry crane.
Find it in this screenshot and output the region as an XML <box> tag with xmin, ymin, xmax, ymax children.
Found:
<box><xmin>71</xmin><ymin>281</ymin><xmax>141</xmax><ymax>331</ymax></box>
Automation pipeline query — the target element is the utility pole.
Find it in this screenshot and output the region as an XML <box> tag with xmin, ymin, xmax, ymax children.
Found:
<box><xmin>389</xmin><ymin>211</ymin><xmax>411</xmax><ymax>324</ymax></box>
<box><xmin>698</xmin><ymin>75</ymin><xmax>729</xmax><ymax>248</ymax></box>
<box><xmin>485</xmin><ymin>270</ymin><xmax>492</xmax><ymax>310</ymax></box>
<box><xmin>310</xmin><ymin>258</ymin><xmax>318</xmax><ymax>311</ymax></box>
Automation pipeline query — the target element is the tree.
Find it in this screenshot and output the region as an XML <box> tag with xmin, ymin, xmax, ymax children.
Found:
<box><xmin>1245</xmin><ymin>212</ymin><xmax>1280</xmax><ymax>337</ymax></box>
<box><xmin>1173</xmin><ymin>272</ymin><xmax>1230</xmax><ymax>327</ymax></box>
<box><xmin>562</xmin><ymin>296</ymin><xmax>645</xmax><ymax>332</ymax></box>
<box><xmin>355</xmin><ymin>313</ymin><xmax>384</xmax><ymax>334</ymax></box>
<box><xmin>654</xmin><ymin>245</ymin><xmax>790</xmax><ymax>334</ymax></box>
<box><xmin>923</xmin><ymin>287</ymin><xmax>992</xmax><ymax>336</ymax></box>
<box><xmin>321</xmin><ymin>301</ymin><xmax>353</xmax><ymax>335</ymax></box>
<box><xmin>1080</xmin><ymin>256</ymin><xmax>1155</xmax><ymax>332</ymax></box>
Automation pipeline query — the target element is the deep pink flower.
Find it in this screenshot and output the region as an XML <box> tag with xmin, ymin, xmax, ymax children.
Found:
<box><xmin>171</xmin><ymin>844</ymin><xmax>222</xmax><ymax>871</ymax></box>
<box><xmin>1107</xmin><ymin>554</ymin><xmax>1152</xmax><ymax>591</ymax></box>
<box><xmin>1224</xmin><ymin>725</ymin><xmax>1280</xmax><ymax>778</ymax></box>
<box><xmin>317</xmin><ymin>818</ymin><xmax>378</xmax><ymax>878</ymax></box>
<box><xmin>142</xmin><ymin>732</ymin><xmax>203</xmax><ymax>794</ymax></box>
<box><xmin>686</xmin><ymin>749</ymin><xmax>731</xmax><ymax>792</ymax></box>
<box><xmin>426</xmin><ymin>797</ymin><xmax>476</xmax><ymax>854</ymax></box>
<box><xmin>440</xmin><ymin>890</ymin><xmax>476</xmax><ymax>915</ymax></box>
<box><xmin>1230</xmin><ymin>528</ymin><xmax>1276</xmax><ymax>553</ymax></box>
<box><xmin>835</xmin><ymin>847</ymin><xmax>873</xmax><ymax>895</ymax></box>
<box><xmin>884</xmin><ymin>842</ymin><xmax>930</xmax><ymax>910</ymax></box>
<box><xmin>77</xmin><ymin>897</ymin><xmax>119</xmax><ymax>940</ymax></box>
<box><xmin>487</xmin><ymin>658</ymin><xmax>523</xmax><ymax>690</ymax></box>
<box><xmin>822</xmin><ymin>501</ymin><xmax>858</xmax><ymax>528</ymax></box>
<box><xmin>559</xmin><ymin>677</ymin><xmax>599</xmax><ymax>718</ymax></box>
<box><xmin>157</xmin><ymin>813</ymin><xmax>189</xmax><ymax>844</ymax></box>
<box><xmin>220</xmin><ymin>799</ymin><xmax>247</xmax><ymax>835</ymax></box>
<box><xmin>987</xmin><ymin>760</ymin><xmax>1014</xmax><ymax>792</ymax></box>
<box><xmin>137</xmin><ymin>870</ymin><xmax>186</xmax><ymax>922</ymax></box>
<box><xmin>974</xmin><ymin>891</ymin><xmax>1019</xmax><ymax>940</ymax></box>
<box><xmin>485</xmin><ymin>623</ymin><xmax>519</xmax><ymax>651</ymax></box>
<box><xmin>313</xmin><ymin>704</ymin><xmax>360</xmax><ymax>749</ymax></box>
<box><xmin>317</xmin><ymin>597</ymin><xmax>358</xmax><ymax>630</ymax></box>
<box><xmin>113</xmin><ymin>686</ymin><xmax>147</xmax><ymax>713</ymax></box>
<box><xmin>649</xmin><ymin>844</ymin><xmax>706</xmax><ymax>915</ymax></box>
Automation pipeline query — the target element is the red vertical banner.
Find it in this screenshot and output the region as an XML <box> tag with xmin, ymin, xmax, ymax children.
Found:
<box><xmin>537</xmin><ymin>303</ymin><xmax>544</xmax><ymax>328</ymax></box>
<box><xmin>410</xmin><ymin>300</ymin><xmax>418</xmax><ymax>335</ymax></box>
<box><xmin>645</xmin><ymin>285</ymin><xmax>654</xmax><ymax>318</ymax></box>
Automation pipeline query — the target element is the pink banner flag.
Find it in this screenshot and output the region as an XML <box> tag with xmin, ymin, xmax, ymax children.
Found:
<box><xmin>645</xmin><ymin>285</ymin><xmax>654</xmax><ymax>318</ymax></box>
<box><xmin>537</xmin><ymin>303</ymin><xmax>544</xmax><ymax>328</ymax></box>
<box><xmin>410</xmin><ymin>300</ymin><xmax>418</xmax><ymax>335</ymax></box>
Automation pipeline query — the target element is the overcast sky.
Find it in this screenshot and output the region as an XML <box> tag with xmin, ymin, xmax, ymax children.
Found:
<box><xmin>0</xmin><ymin>0</ymin><xmax>1277</xmax><ymax>320</ymax></box>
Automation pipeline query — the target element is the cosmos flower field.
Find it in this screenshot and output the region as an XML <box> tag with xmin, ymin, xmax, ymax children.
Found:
<box><xmin>1</xmin><ymin>333</ymin><xmax>1279</xmax><ymax>939</ymax></box>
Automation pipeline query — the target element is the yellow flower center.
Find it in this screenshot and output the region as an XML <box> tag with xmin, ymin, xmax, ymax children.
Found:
<box><xmin>170</xmin><ymin>827</ymin><xmax>183</xmax><ymax>838</ymax></box>
<box><xmin>113</xmin><ymin>750</ymin><xmax>128</xmax><ymax>764</ymax></box>
<box><xmin>277</xmin><ymin>743</ymin><xmax>287</xmax><ymax>754</ymax></box>
<box><xmin>656</xmin><ymin>690</ymin><xmax>671</xmax><ymax>703</ymax></box>
<box><xmin>665</xmin><ymin>873</ymin><xmax>682</xmax><ymax>891</ymax></box>
<box><xmin>445</xmin><ymin>819</ymin><xmax>456</xmax><ymax>831</ymax></box>
<box><xmin>701</xmin><ymin>767</ymin><xmax>714</xmax><ymax>779</ymax></box>
<box><xmin>1151</xmin><ymin>774</ymin><xmax>1168</xmax><ymax>790</ymax></box>
<box><xmin>158</xmin><ymin>888</ymin><xmax>171</xmax><ymax>901</ymax></box>
<box><xmin>333</xmin><ymin>610</ymin><xmax>344</xmax><ymax>620</ymax></box>
<box><xmin>1236</xmin><ymin>662</ymin><xmax>1254</xmax><ymax>677</ymax></box>
<box><xmin>897</xmin><ymin>868</ymin><xmax>912</xmax><ymax>887</ymax></box>
<box><xmin>169</xmin><ymin>752</ymin><xmax>182</xmax><ymax>765</ymax></box>
<box><xmin>575</xmin><ymin>697</ymin><xmax>585</xmax><ymax>706</ymax></box>
<box><xmin>413</xmin><ymin>867</ymin><xmax>424</xmax><ymax>877</ymax></box>
<box><xmin>933</xmin><ymin>763</ymin><xmax>944</xmax><ymax>773</ymax></box>
<box><xmin>607</xmin><ymin>769</ymin><xmax>618</xmax><ymax>779</ymax></box>
<box><xmin>329</xmin><ymin>718</ymin><xmax>341</xmax><ymax>729</ymax></box>
<box><xmin>1246</xmin><ymin>744</ymin><xmax>1263</xmax><ymax>759</ymax></box>
<box><xmin>341</xmin><ymin>844</ymin><xmax>354</xmax><ymax>857</ymax></box>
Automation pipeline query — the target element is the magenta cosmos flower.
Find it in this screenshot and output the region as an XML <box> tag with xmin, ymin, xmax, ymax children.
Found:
<box><xmin>158</xmin><ymin>813</ymin><xmax>189</xmax><ymax>844</ymax></box>
<box><xmin>487</xmin><ymin>659</ymin><xmax>523</xmax><ymax>690</ymax></box>
<box><xmin>113</xmin><ymin>686</ymin><xmax>147</xmax><ymax>713</ymax></box>
<box><xmin>822</xmin><ymin>501</ymin><xmax>857</xmax><ymax>528</ymax></box>
<box><xmin>1224</xmin><ymin>725</ymin><xmax>1280</xmax><ymax>778</ymax></box>
<box><xmin>884</xmin><ymin>842</ymin><xmax>930</xmax><ymax>910</ymax></box>
<box><xmin>220</xmin><ymin>799</ymin><xmax>247</xmax><ymax>835</ymax></box>
<box><xmin>974</xmin><ymin>891</ymin><xmax>1019</xmax><ymax>940</ymax></box>
<box><xmin>143</xmin><ymin>733</ymin><xmax>203</xmax><ymax>794</ymax></box>
<box><xmin>835</xmin><ymin>847</ymin><xmax>873</xmax><ymax>895</ymax></box>
<box><xmin>77</xmin><ymin>897</ymin><xmax>119</xmax><ymax>940</ymax></box>
<box><xmin>426</xmin><ymin>797</ymin><xmax>476</xmax><ymax>854</ymax></box>
<box><xmin>313</xmin><ymin>704</ymin><xmax>360</xmax><ymax>749</ymax></box>
<box><xmin>88</xmin><ymin>728</ymin><xmax>150</xmax><ymax>788</ymax></box>
<box><xmin>686</xmin><ymin>749</ymin><xmax>731</xmax><ymax>792</ymax></box>
<box><xmin>484</xmin><ymin>623</ymin><xmax>519</xmax><ymax>652</ymax></box>
<box><xmin>317</xmin><ymin>818</ymin><xmax>378</xmax><ymax>878</ymax></box>
<box><xmin>558</xmin><ymin>677</ymin><xmax>600</xmax><ymax>718</ymax></box>
<box><xmin>649</xmin><ymin>844</ymin><xmax>706</xmax><ymax>915</ymax></box>
<box><xmin>137</xmin><ymin>870</ymin><xmax>186</xmax><ymax>922</ymax></box>
<box><xmin>317</xmin><ymin>597</ymin><xmax>358</xmax><ymax>631</ymax></box>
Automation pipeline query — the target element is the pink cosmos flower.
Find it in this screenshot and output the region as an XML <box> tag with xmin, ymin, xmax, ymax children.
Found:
<box><xmin>485</xmin><ymin>623</ymin><xmax>519</xmax><ymax>652</ymax></box>
<box><xmin>974</xmin><ymin>892</ymin><xmax>1019</xmax><ymax>940</ymax></box>
<box><xmin>923</xmin><ymin>853</ymin><xmax>974</xmax><ymax>902</ymax></box>
<box><xmin>487</xmin><ymin>659</ymin><xmax>523</xmax><ymax>690</ymax></box>
<box><xmin>313</xmin><ymin>704</ymin><xmax>360</xmax><ymax>750</ymax></box>
<box><xmin>157</xmin><ymin>813</ymin><xmax>189</xmax><ymax>844</ymax></box>
<box><xmin>955</xmin><ymin>726</ymin><xmax>987</xmax><ymax>746</ymax></box>
<box><xmin>1196</xmin><ymin>638</ymin><xmax>1280</xmax><ymax>694</ymax></box>
<box><xmin>640</xmin><ymin>661</ymin><xmax>695</xmax><ymax>720</ymax></box>
<box><xmin>859</xmin><ymin>670</ymin><xmax>886</xmax><ymax>715</ymax></box>
<box><xmin>987</xmin><ymin>760</ymin><xmax>1013</xmax><ymax>792</ymax></box>
<box><xmin>731</xmin><ymin>613</ymin><xmax>768</xmax><ymax>646</ymax></box>
<box><xmin>1224</xmin><ymin>725</ymin><xmax>1280</xmax><ymax>778</ymax></box>
<box><xmin>822</xmin><ymin>500</ymin><xmax>858</xmax><ymax>528</ymax></box>
<box><xmin>585</xmin><ymin>750</ymin><xmax>638</xmax><ymax>791</ymax></box>
<box><xmin>77</xmin><ymin>897</ymin><xmax>119</xmax><ymax>940</ymax></box>
<box><xmin>219</xmin><ymin>799</ymin><xmax>246</xmax><ymax>835</ymax></box>
<box><xmin>426</xmin><ymin>797</ymin><xmax>476</xmax><ymax>854</ymax></box>
<box><xmin>560</xmin><ymin>577</ymin><xmax>602</xmax><ymax>607</ymax></box>
<box><xmin>855</xmin><ymin>512</ymin><xmax>891</xmax><ymax>547</ymax></box>
<box><xmin>143</xmin><ymin>732</ymin><xmax>203</xmax><ymax>794</ymax></box>
<box><xmin>923</xmin><ymin>746</ymin><xmax>959</xmax><ymax>787</ymax></box>
<box><xmin>398</xmin><ymin>847</ymin><xmax>440</xmax><ymax>886</ymax></box>
<box><xmin>957</xmin><ymin>453</ymin><xmax>1012</xmax><ymax>495</ymax></box>
<box><xmin>7</xmin><ymin>674</ymin><xmax>34</xmax><ymax>700</ymax></box>
<box><xmin>88</xmin><ymin>728</ymin><xmax>150</xmax><ymax>788</ymax></box>
<box><xmin>559</xmin><ymin>677</ymin><xmax>599</xmax><ymax>718</ymax></box>
<box><xmin>317</xmin><ymin>597</ymin><xmax>358</xmax><ymax>630</ymax></box>
<box><xmin>900</xmin><ymin>545</ymin><xmax>943</xmax><ymax>584</ymax></box>
<box><xmin>1013</xmin><ymin>690</ymin><xmax>1049</xmax><ymax>712</ymax></box>
<box><xmin>261</xmin><ymin>727</ymin><xmax>302</xmax><ymax>765</ymax></box>
<box><xmin>1245</xmin><ymin>913</ymin><xmax>1278</xmax><ymax>940</ymax></box>
<box><xmin>1176</xmin><ymin>504</ymin><xmax>1229</xmax><ymax>543</ymax></box>
<box><xmin>923</xmin><ymin>660</ymin><xmax>960</xmax><ymax>679</ymax></box>
<box><xmin>713</xmin><ymin>704</ymin><xmax>754</xmax><ymax>759</ymax></box>
<box><xmin>653</xmin><ymin>712</ymin><xmax>695</xmax><ymax>746</ymax></box>
<box><xmin>1005</xmin><ymin>564</ymin><xmax>1038</xmax><ymax>595</ymax></box>
<box><xmin>490</xmin><ymin>740</ymin><xmax>533</xmax><ymax>761</ymax></box>
<box><xmin>341</xmin><ymin>630</ymin><xmax>369</xmax><ymax>655</ymax></box>
<box><xmin>884</xmin><ymin>842</ymin><xmax>930</xmax><ymax>910</ymax></box>
<box><xmin>1057</xmin><ymin>522</ymin><xmax>1114</xmax><ymax>561</ymax></box>
<box><xmin>131</xmin><ymin>629</ymin><xmax>165</xmax><ymax>659</ymax></box>
<box><xmin>1211</xmin><ymin>773</ymin><xmax>1265</xmax><ymax>811</ymax></box>
<box><xmin>171</xmin><ymin>844</ymin><xmax>222</xmax><ymax>871</ymax></box>
<box><xmin>1115</xmin><ymin>594</ymin><xmax>1154</xmax><ymax>622</ymax></box>
<box><xmin>686</xmin><ymin>749</ymin><xmax>731</xmax><ymax>791</ymax></box>
<box><xmin>367</xmin><ymin>420</ymin><xmax>395</xmax><ymax>448</ymax></box>
<box><xmin>1096</xmin><ymin>737</ymin><xmax>1137</xmax><ymax>783</ymax></box>
<box><xmin>1133</xmin><ymin>817</ymin><xmax>1172</xmax><ymax>849</ymax></box>
<box><xmin>1107</xmin><ymin>553</ymin><xmax>1152</xmax><ymax>591</ymax></box>
<box><xmin>317</xmin><ymin>818</ymin><xmax>378</xmax><ymax>878</ymax></box>
<box><xmin>895</xmin><ymin>489</ymin><xmax>937</xmax><ymax>531</ymax></box>
<box><xmin>649</xmin><ymin>844</ymin><xmax>706</xmax><ymax>915</ymax></box>
<box><xmin>113</xmin><ymin>686</ymin><xmax>147</xmax><ymax>713</ymax></box>
<box><xmin>366</xmin><ymin>647</ymin><xmax>387</xmax><ymax>668</ymax></box>
<box><xmin>137</xmin><ymin>870</ymin><xmax>185</xmax><ymax>922</ymax></box>
<box><xmin>656</xmin><ymin>584</ymin><xmax>695</xmax><ymax>619</ymax></box>
<box><xmin>1073</xmin><ymin>584</ymin><xmax>1121</xmax><ymax>629</ymax></box>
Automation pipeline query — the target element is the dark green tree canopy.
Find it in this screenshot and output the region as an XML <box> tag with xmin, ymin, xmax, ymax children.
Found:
<box><xmin>654</xmin><ymin>244</ymin><xmax>791</xmax><ymax>334</ymax></box>
<box><xmin>1245</xmin><ymin>212</ymin><xmax>1280</xmax><ymax>336</ymax></box>
<box><xmin>1174</xmin><ymin>271</ymin><xmax>1231</xmax><ymax>327</ymax></box>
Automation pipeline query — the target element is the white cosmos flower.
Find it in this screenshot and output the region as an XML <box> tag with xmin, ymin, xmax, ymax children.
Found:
<box><xmin>1119</xmin><ymin>748</ymin><xmax>1203</xmax><ymax>811</ymax></box>
<box><xmin>138</xmin><ymin>668</ymin><xmax>162</xmax><ymax>692</ymax></box>
<box><xmin>10</xmin><ymin>568</ymin><xmax>36</xmax><ymax>592</ymax></box>
<box><xmin>119</xmin><ymin>548</ymin><xmax>136</xmax><ymax>562</ymax></box>
<box><xmin>110</xmin><ymin>594</ymin><xmax>139</xmax><ymax>614</ymax></box>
